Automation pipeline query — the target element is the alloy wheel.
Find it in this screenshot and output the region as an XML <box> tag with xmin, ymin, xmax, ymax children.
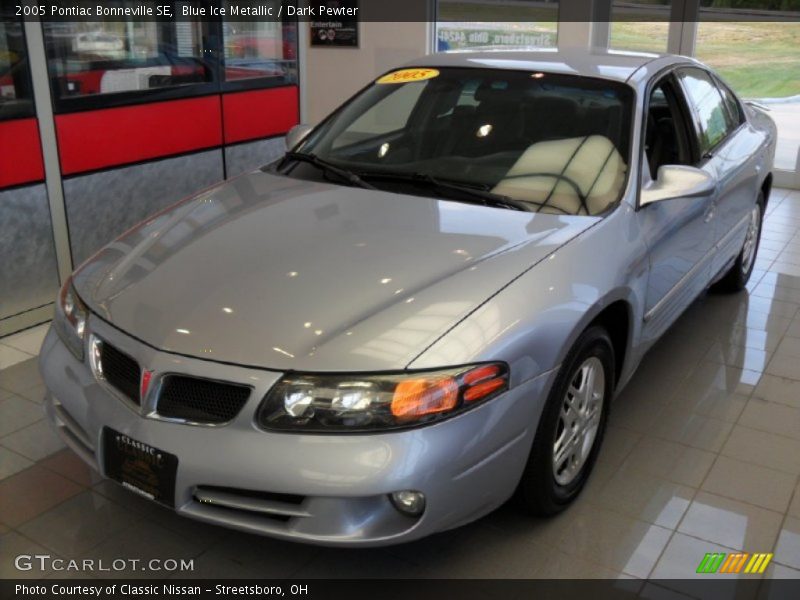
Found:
<box><xmin>552</xmin><ymin>356</ymin><xmax>605</xmax><ymax>486</ymax></box>
<box><xmin>741</xmin><ymin>203</ymin><xmax>761</xmax><ymax>275</ymax></box>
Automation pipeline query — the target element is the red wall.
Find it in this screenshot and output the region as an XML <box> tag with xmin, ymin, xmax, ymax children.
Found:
<box><xmin>55</xmin><ymin>86</ymin><xmax>299</xmax><ymax>176</ymax></box>
<box><xmin>223</xmin><ymin>86</ymin><xmax>299</xmax><ymax>144</ymax></box>
<box><xmin>0</xmin><ymin>118</ymin><xmax>45</xmax><ymax>188</ymax></box>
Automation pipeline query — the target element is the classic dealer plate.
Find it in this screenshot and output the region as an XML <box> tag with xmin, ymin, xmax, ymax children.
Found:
<box><xmin>103</xmin><ymin>427</ymin><xmax>178</xmax><ymax>507</ymax></box>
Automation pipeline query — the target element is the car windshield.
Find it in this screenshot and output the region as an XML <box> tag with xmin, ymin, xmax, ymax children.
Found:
<box><xmin>285</xmin><ymin>67</ymin><xmax>634</xmax><ymax>216</ymax></box>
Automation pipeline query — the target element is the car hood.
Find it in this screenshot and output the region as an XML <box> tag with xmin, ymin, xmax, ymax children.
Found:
<box><xmin>74</xmin><ymin>171</ymin><xmax>599</xmax><ymax>371</ymax></box>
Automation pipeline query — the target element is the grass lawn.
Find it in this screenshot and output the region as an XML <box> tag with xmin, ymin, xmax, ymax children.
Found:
<box><xmin>695</xmin><ymin>22</ymin><xmax>800</xmax><ymax>99</ymax></box>
<box><xmin>437</xmin><ymin>1</ymin><xmax>800</xmax><ymax>99</ymax></box>
<box><xmin>611</xmin><ymin>21</ymin><xmax>800</xmax><ymax>98</ymax></box>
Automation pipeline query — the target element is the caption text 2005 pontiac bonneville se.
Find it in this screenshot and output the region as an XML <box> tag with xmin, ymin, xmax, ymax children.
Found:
<box><xmin>39</xmin><ymin>48</ymin><xmax>775</xmax><ymax>546</ymax></box>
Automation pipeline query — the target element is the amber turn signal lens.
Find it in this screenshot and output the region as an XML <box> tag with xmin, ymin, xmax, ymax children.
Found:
<box><xmin>463</xmin><ymin>364</ymin><xmax>501</xmax><ymax>386</ymax></box>
<box><xmin>391</xmin><ymin>377</ymin><xmax>459</xmax><ymax>419</ymax></box>
<box><xmin>462</xmin><ymin>364</ymin><xmax>508</xmax><ymax>403</ymax></box>
<box><xmin>463</xmin><ymin>378</ymin><xmax>506</xmax><ymax>402</ymax></box>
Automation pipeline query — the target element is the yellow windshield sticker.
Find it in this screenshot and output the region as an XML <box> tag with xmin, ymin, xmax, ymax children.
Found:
<box><xmin>377</xmin><ymin>68</ymin><xmax>440</xmax><ymax>84</ymax></box>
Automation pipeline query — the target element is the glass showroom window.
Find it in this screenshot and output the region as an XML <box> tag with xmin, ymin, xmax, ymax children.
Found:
<box><xmin>0</xmin><ymin>14</ymin><xmax>33</xmax><ymax>120</ymax></box>
<box><xmin>609</xmin><ymin>0</ymin><xmax>671</xmax><ymax>53</ymax></box>
<box><xmin>43</xmin><ymin>3</ymin><xmax>213</xmax><ymax>111</ymax></box>
<box><xmin>696</xmin><ymin>1</ymin><xmax>800</xmax><ymax>171</ymax></box>
<box><xmin>222</xmin><ymin>17</ymin><xmax>298</xmax><ymax>87</ymax></box>
<box><xmin>435</xmin><ymin>0</ymin><xmax>558</xmax><ymax>52</ymax></box>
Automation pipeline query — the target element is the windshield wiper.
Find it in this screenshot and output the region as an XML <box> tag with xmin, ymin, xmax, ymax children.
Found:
<box><xmin>282</xmin><ymin>151</ymin><xmax>377</xmax><ymax>190</ymax></box>
<box><xmin>360</xmin><ymin>171</ymin><xmax>529</xmax><ymax>212</ymax></box>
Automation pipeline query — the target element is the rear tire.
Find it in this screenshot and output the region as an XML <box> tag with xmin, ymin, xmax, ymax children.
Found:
<box><xmin>712</xmin><ymin>193</ymin><xmax>764</xmax><ymax>293</ymax></box>
<box><xmin>516</xmin><ymin>326</ymin><xmax>614</xmax><ymax>516</ymax></box>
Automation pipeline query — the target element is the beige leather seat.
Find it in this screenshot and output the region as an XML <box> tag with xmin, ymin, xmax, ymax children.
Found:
<box><xmin>492</xmin><ymin>135</ymin><xmax>627</xmax><ymax>216</ymax></box>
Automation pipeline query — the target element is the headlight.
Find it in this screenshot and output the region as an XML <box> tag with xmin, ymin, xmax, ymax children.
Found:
<box><xmin>258</xmin><ymin>363</ymin><xmax>509</xmax><ymax>432</ymax></box>
<box><xmin>54</xmin><ymin>277</ymin><xmax>88</xmax><ymax>360</ymax></box>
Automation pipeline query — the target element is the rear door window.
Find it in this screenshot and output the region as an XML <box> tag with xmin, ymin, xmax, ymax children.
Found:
<box><xmin>714</xmin><ymin>78</ymin><xmax>745</xmax><ymax>130</ymax></box>
<box><xmin>677</xmin><ymin>67</ymin><xmax>735</xmax><ymax>156</ymax></box>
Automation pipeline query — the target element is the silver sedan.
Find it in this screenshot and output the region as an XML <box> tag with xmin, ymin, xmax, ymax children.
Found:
<box><xmin>40</xmin><ymin>49</ymin><xmax>776</xmax><ymax>546</ymax></box>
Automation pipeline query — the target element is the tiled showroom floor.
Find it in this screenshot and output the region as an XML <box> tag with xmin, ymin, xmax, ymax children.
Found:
<box><xmin>2</xmin><ymin>189</ymin><xmax>800</xmax><ymax>585</ymax></box>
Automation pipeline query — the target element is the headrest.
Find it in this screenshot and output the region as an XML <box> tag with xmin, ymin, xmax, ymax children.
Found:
<box><xmin>528</xmin><ymin>96</ymin><xmax>579</xmax><ymax>116</ymax></box>
<box><xmin>491</xmin><ymin>135</ymin><xmax>627</xmax><ymax>215</ymax></box>
<box><xmin>474</xmin><ymin>80</ymin><xmax>511</xmax><ymax>103</ymax></box>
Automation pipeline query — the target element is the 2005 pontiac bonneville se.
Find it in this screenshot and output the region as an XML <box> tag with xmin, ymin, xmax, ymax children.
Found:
<box><xmin>40</xmin><ymin>49</ymin><xmax>775</xmax><ymax>546</ymax></box>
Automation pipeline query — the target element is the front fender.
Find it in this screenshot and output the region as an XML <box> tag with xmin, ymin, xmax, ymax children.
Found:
<box><xmin>408</xmin><ymin>203</ymin><xmax>650</xmax><ymax>391</ymax></box>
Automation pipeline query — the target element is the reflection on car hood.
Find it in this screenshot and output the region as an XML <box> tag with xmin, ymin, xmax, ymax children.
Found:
<box><xmin>74</xmin><ymin>171</ymin><xmax>599</xmax><ymax>371</ymax></box>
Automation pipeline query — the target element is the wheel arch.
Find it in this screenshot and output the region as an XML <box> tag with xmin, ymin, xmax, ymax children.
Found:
<box><xmin>554</xmin><ymin>292</ymin><xmax>637</xmax><ymax>391</ymax></box>
<box><xmin>761</xmin><ymin>172</ymin><xmax>772</xmax><ymax>209</ymax></box>
<box><xmin>586</xmin><ymin>300</ymin><xmax>632</xmax><ymax>388</ymax></box>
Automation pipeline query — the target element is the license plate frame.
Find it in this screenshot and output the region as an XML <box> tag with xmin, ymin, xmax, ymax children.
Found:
<box><xmin>102</xmin><ymin>427</ymin><xmax>178</xmax><ymax>508</ymax></box>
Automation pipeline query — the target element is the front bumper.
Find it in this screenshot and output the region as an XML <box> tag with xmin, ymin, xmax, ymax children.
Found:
<box><xmin>39</xmin><ymin>317</ymin><xmax>553</xmax><ymax>546</ymax></box>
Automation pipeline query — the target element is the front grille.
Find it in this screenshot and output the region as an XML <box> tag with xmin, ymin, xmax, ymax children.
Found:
<box><xmin>156</xmin><ymin>376</ymin><xmax>251</xmax><ymax>423</ymax></box>
<box><xmin>100</xmin><ymin>342</ymin><xmax>141</xmax><ymax>405</ymax></box>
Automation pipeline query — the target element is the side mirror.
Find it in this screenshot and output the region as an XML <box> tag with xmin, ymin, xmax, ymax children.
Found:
<box><xmin>640</xmin><ymin>165</ymin><xmax>717</xmax><ymax>207</ymax></box>
<box><xmin>285</xmin><ymin>124</ymin><xmax>314</xmax><ymax>151</ymax></box>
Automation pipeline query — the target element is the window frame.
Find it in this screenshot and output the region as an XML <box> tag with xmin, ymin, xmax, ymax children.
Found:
<box><xmin>433</xmin><ymin>0</ymin><xmax>560</xmax><ymax>53</ymax></box>
<box><xmin>219</xmin><ymin>16</ymin><xmax>299</xmax><ymax>94</ymax></box>
<box><xmin>710</xmin><ymin>73</ymin><xmax>746</xmax><ymax>132</ymax></box>
<box><xmin>608</xmin><ymin>0</ymin><xmax>673</xmax><ymax>56</ymax></box>
<box><xmin>44</xmin><ymin>10</ymin><xmax>299</xmax><ymax>114</ymax></box>
<box><xmin>675</xmin><ymin>66</ymin><xmax>741</xmax><ymax>160</ymax></box>
<box><xmin>636</xmin><ymin>63</ymin><xmax>701</xmax><ymax>211</ymax></box>
<box><xmin>0</xmin><ymin>14</ymin><xmax>35</xmax><ymax>122</ymax></box>
<box><xmin>642</xmin><ymin>71</ymin><xmax>699</xmax><ymax>180</ymax></box>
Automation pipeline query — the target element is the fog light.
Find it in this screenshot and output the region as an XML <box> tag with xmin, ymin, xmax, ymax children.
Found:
<box><xmin>390</xmin><ymin>490</ymin><xmax>425</xmax><ymax>517</ymax></box>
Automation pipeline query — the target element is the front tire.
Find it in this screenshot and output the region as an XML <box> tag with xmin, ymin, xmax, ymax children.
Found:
<box><xmin>516</xmin><ymin>326</ymin><xmax>614</xmax><ymax>516</ymax></box>
<box><xmin>713</xmin><ymin>193</ymin><xmax>764</xmax><ymax>293</ymax></box>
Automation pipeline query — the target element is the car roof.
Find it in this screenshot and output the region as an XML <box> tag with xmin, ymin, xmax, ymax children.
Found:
<box><xmin>405</xmin><ymin>47</ymin><xmax>700</xmax><ymax>87</ymax></box>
